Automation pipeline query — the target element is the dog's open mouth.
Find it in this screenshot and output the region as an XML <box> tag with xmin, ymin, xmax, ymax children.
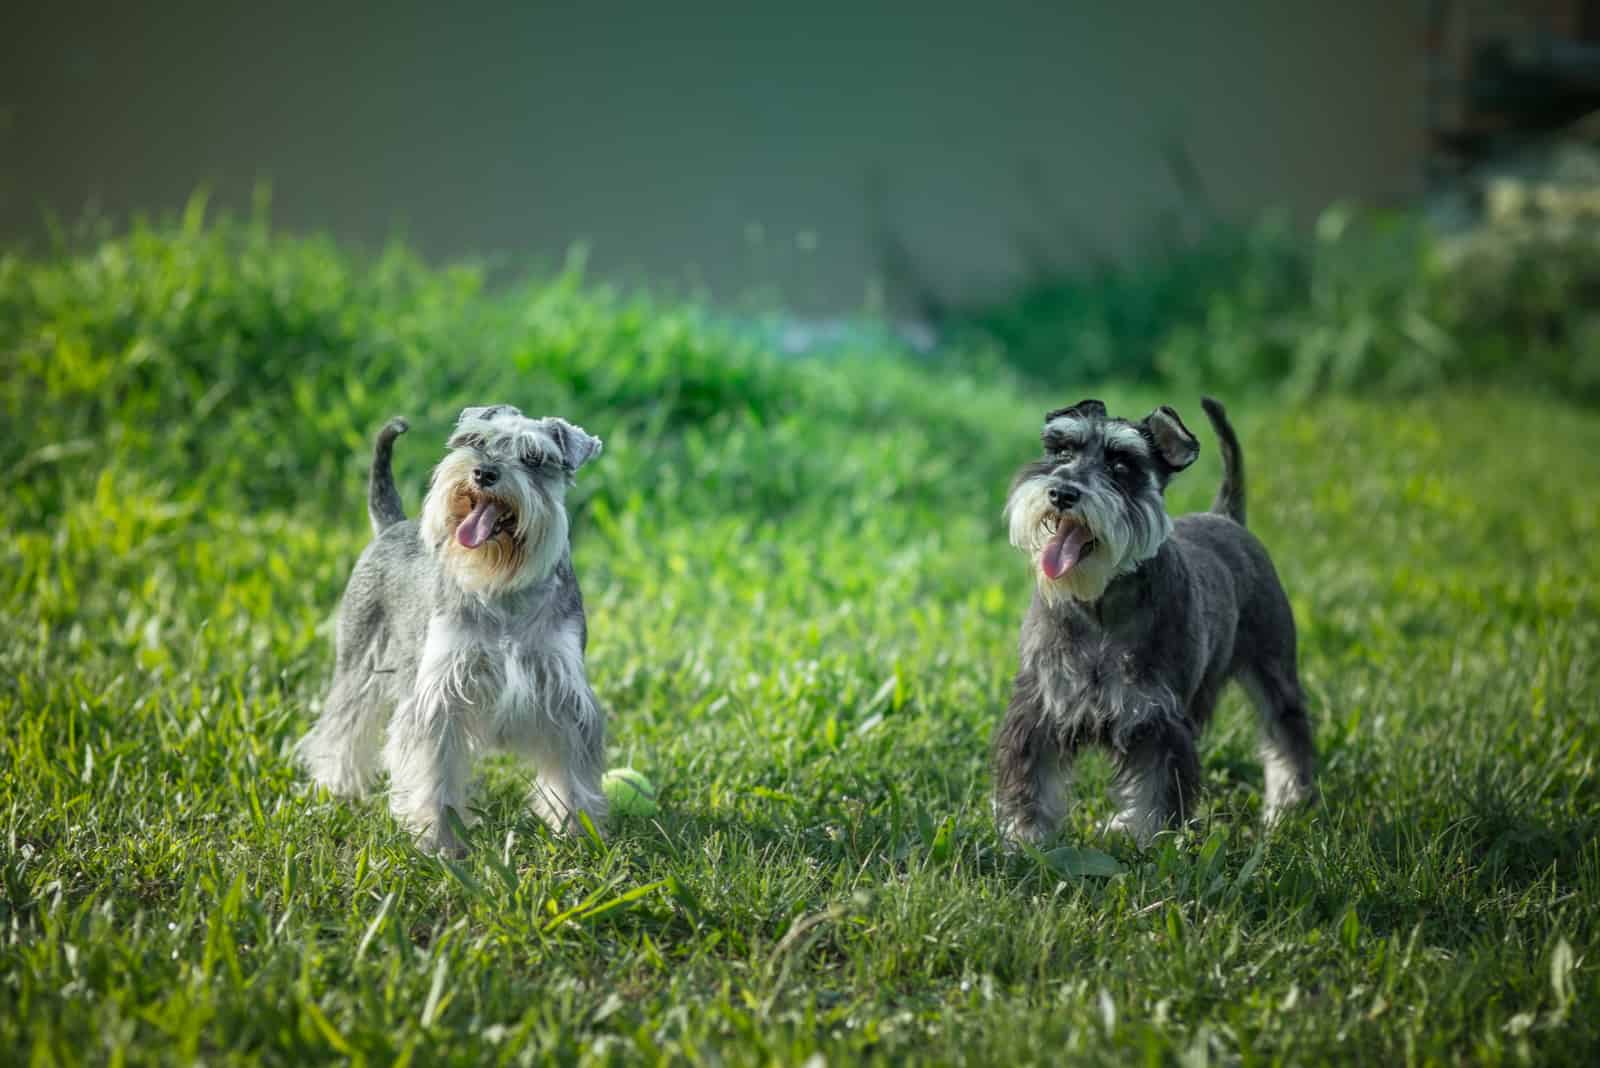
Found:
<box><xmin>1040</xmin><ymin>514</ymin><xmax>1097</xmax><ymax>580</ymax></box>
<box><xmin>456</xmin><ymin>494</ymin><xmax>517</xmax><ymax>549</ymax></box>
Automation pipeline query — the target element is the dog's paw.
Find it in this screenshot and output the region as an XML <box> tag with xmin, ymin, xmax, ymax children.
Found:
<box><xmin>398</xmin><ymin>804</ymin><xmax>473</xmax><ymax>858</ymax></box>
<box><xmin>995</xmin><ymin>814</ymin><xmax>1050</xmax><ymax>853</ymax></box>
<box><xmin>294</xmin><ymin>737</ymin><xmax>372</xmax><ymax>799</ymax></box>
<box><xmin>1101</xmin><ymin>812</ymin><xmax>1134</xmax><ymax>837</ymax></box>
<box><xmin>1101</xmin><ymin>810</ymin><xmax>1164</xmax><ymax>847</ymax></box>
<box><xmin>532</xmin><ymin>806</ymin><xmax>607</xmax><ymax>841</ymax></box>
<box><xmin>417</xmin><ymin>822</ymin><xmax>468</xmax><ymax>860</ymax></box>
<box><xmin>529</xmin><ymin>782</ymin><xmax>607</xmax><ymax>840</ymax></box>
<box><xmin>303</xmin><ymin>765</ymin><xmax>371</xmax><ymax>800</ymax></box>
<box><xmin>424</xmin><ymin>837</ymin><xmax>468</xmax><ymax>861</ymax></box>
<box><xmin>1261</xmin><ymin>784</ymin><xmax>1317</xmax><ymax>828</ymax></box>
<box><xmin>308</xmin><ymin>770</ymin><xmax>369</xmax><ymax>800</ymax></box>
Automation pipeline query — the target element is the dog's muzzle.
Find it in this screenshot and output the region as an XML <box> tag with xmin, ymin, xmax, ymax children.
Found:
<box><xmin>1048</xmin><ymin>483</ymin><xmax>1082</xmax><ymax>510</ymax></box>
<box><xmin>456</xmin><ymin>492</ymin><xmax>516</xmax><ymax>549</ymax></box>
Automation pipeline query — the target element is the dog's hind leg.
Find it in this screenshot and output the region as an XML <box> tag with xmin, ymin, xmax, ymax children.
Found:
<box><xmin>1241</xmin><ymin>665</ymin><xmax>1316</xmax><ymax>824</ymax></box>
<box><xmin>296</xmin><ymin>628</ymin><xmax>393</xmax><ymax>798</ymax></box>
<box><xmin>297</xmin><ymin>674</ymin><xmax>388</xmax><ymax>797</ymax></box>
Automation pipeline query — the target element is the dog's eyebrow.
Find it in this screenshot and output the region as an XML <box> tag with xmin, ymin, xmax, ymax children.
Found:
<box><xmin>1101</xmin><ymin>424</ymin><xmax>1150</xmax><ymax>455</ymax></box>
<box><xmin>449</xmin><ymin>419</ymin><xmax>496</xmax><ymax>445</ymax></box>
<box><xmin>1042</xmin><ymin>415</ymin><xmax>1093</xmax><ymax>441</ymax></box>
<box><xmin>511</xmin><ymin>428</ymin><xmax>557</xmax><ymax>457</ymax></box>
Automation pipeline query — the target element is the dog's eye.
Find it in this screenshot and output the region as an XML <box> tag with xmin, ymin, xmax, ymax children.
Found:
<box><xmin>1053</xmin><ymin>444</ymin><xmax>1076</xmax><ymax>460</ymax></box>
<box><xmin>522</xmin><ymin>450</ymin><xmax>544</xmax><ymax>469</ymax></box>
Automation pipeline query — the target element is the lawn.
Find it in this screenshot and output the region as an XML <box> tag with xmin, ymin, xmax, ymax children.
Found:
<box><xmin>2</xmin><ymin>223</ymin><xmax>1598</xmax><ymax>1065</ymax></box>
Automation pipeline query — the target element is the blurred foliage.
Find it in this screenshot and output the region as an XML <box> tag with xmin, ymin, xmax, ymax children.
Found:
<box><xmin>2</xmin><ymin>203</ymin><xmax>1020</xmax><ymax>527</ymax></box>
<box><xmin>942</xmin><ymin>204</ymin><xmax>1600</xmax><ymax>403</ymax></box>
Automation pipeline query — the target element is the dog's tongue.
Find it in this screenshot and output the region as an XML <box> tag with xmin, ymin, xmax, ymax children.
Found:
<box><xmin>456</xmin><ymin>500</ymin><xmax>502</xmax><ymax>549</ymax></box>
<box><xmin>1041</xmin><ymin>523</ymin><xmax>1093</xmax><ymax>580</ymax></box>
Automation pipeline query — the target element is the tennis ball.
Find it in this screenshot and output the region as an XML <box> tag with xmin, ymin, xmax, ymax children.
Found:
<box><xmin>602</xmin><ymin>768</ymin><xmax>659</xmax><ymax>818</ymax></box>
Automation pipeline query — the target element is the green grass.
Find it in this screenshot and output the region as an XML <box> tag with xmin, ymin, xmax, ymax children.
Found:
<box><xmin>3</xmin><ymin>221</ymin><xmax>1599</xmax><ymax>1065</ymax></box>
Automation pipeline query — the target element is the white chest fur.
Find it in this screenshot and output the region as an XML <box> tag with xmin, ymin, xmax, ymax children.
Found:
<box><xmin>412</xmin><ymin>614</ymin><xmax>591</xmax><ymax>741</ymax></box>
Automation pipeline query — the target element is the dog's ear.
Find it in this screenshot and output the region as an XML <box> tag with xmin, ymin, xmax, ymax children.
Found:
<box><xmin>544</xmin><ymin>418</ymin><xmax>603</xmax><ymax>471</ymax></box>
<box><xmin>1044</xmin><ymin>399</ymin><xmax>1106</xmax><ymax>425</ymax></box>
<box><xmin>457</xmin><ymin>404</ymin><xmax>521</xmax><ymax>425</ymax></box>
<box><xmin>1142</xmin><ymin>405</ymin><xmax>1199</xmax><ymax>471</ymax></box>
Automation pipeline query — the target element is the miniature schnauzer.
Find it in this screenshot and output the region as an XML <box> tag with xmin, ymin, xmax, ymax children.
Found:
<box><xmin>993</xmin><ymin>397</ymin><xmax>1315</xmax><ymax>847</ymax></box>
<box><xmin>296</xmin><ymin>405</ymin><xmax>607</xmax><ymax>855</ymax></box>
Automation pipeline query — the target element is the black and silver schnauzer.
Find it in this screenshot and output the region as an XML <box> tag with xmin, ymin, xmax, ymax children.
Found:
<box><xmin>994</xmin><ymin>397</ymin><xmax>1315</xmax><ymax>846</ymax></box>
<box><xmin>296</xmin><ymin>405</ymin><xmax>607</xmax><ymax>855</ymax></box>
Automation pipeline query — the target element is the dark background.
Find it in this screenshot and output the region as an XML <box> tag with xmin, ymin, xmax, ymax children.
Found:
<box><xmin>1</xmin><ymin>1</ymin><xmax>1423</xmax><ymax>313</ymax></box>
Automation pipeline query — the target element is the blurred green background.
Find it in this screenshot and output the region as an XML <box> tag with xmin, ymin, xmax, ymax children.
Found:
<box><xmin>6</xmin><ymin>2</ymin><xmax>1600</xmax><ymax>397</ymax></box>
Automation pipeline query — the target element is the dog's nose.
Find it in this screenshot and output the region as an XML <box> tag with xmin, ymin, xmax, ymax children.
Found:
<box><xmin>1049</xmin><ymin>484</ymin><xmax>1081</xmax><ymax>509</ymax></box>
<box><xmin>472</xmin><ymin>466</ymin><xmax>499</xmax><ymax>488</ymax></box>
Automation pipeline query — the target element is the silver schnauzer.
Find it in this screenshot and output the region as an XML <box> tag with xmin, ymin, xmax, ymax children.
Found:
<box><xmin>993</xmin><ymin>397</ymin><xmax>1315</xmax><ymax>847</ymax></box>
<box><xmin>296</xmin><ymin>405</ymin><xmax>607</xmax><ymax>855</ymax></box>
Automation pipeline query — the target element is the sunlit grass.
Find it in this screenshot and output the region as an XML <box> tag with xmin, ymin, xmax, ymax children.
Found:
<box><xmin>2</xmin><ymin>223</ymin><xmax>1597</xmax><ymax>1065</ymax></box>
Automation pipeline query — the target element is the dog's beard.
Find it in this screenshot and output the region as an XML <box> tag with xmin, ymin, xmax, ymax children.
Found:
<box><xmin>1005</xmin><ymin>476</ymin><xmax>1171</xmax><ymax>603</ymax></box>
<box><xmin>420</xmin><ymin>450</ymin><xmax>566</xmax><ymax>597</ymax></box>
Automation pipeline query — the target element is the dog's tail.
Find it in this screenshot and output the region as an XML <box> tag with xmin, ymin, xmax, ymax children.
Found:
<box><xmin>368</xmin><ymin>417</ymin><xmax>409</xmax><ymax>535</ymax></box>
<box><xmin>1200</xmin><ymin>396</ymin><xmax>1246</xmax><ymax>527</ymax></box>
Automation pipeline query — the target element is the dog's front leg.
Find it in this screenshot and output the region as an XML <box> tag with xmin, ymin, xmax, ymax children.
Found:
<box><xmin>500</xmin><ymin>684</ymin><xmax>608</xmax><ymax>837</ymax></box>
<box><xmin>992</xmin><ymin>669</ymin><xmax>1071</xmax><ymax>849</ymax></box>
<box><xmin>382</xmin><ymin>689</ymin><xmax>473</xmax><ymax>857</ymax></box>
<box><xmin>1106</xmin><ymin>718</ymin><xmax>1200</xmax><ymax>846</ymax></box>
<box><xmin>382</xmin><ymin>622</ymin><xmax>478</xmax><ymax>856</ymax></box>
